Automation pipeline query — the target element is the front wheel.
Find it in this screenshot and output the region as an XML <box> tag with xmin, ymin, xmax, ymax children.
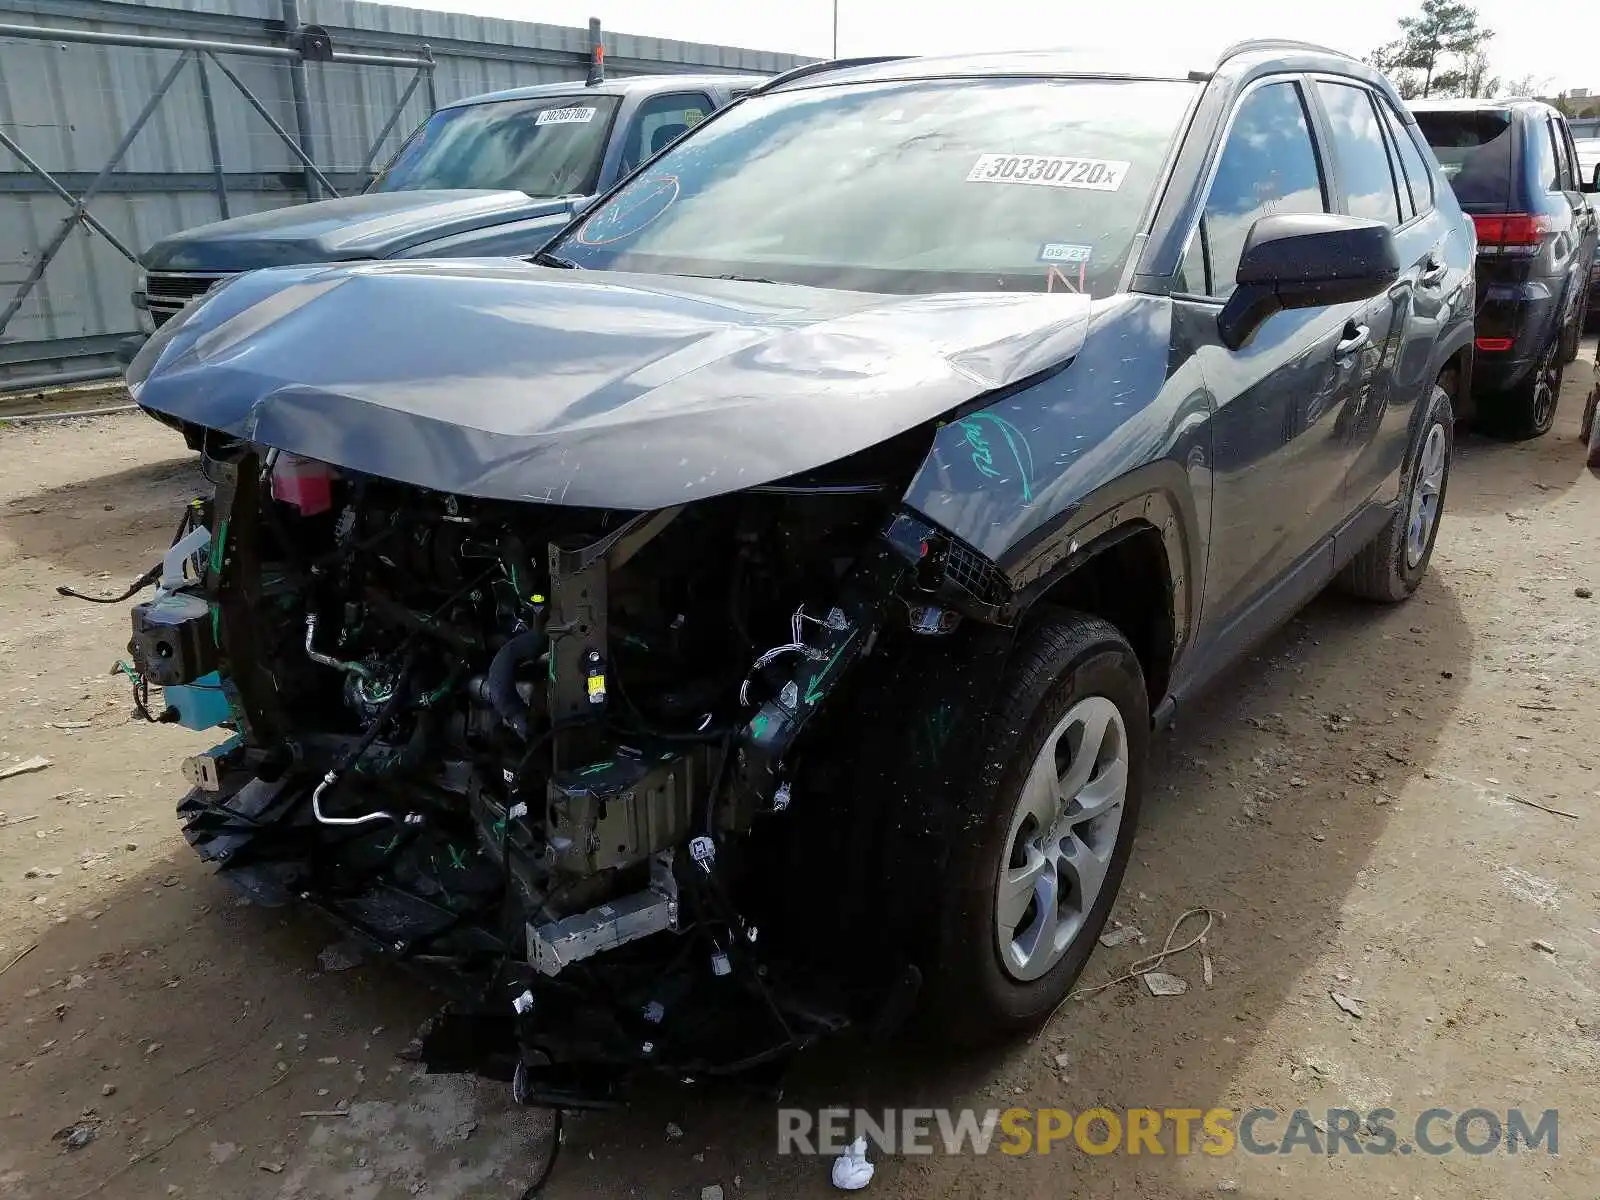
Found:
<box><xmin>1586</xmin><ymin>384</ymin><xmax>1600</xmax><ymax>469</ymax></box>
<box><xmin>923</xmin><ymin>612</ymin><xmax>1147</xmax><ymax>1039</ymax></box>
<box><xmin>1337</xmin><ymin>383</ymin><xmax>1454</xmax><ymax>602</ymax></box>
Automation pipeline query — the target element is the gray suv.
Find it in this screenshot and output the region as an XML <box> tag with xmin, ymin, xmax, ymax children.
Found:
<box><xmin>132</xmin><ymin>72</ymin><xmax>763</xmax><ymax>332</ymax></box>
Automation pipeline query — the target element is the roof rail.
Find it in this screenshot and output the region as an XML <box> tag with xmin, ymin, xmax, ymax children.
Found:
<box><xmin>1215</xmin><ymin>38</ymin><xmax>1350</xmax><ymax>65</ymax></box>
<box><xmin>749</xmin><ymin>55</ymin><xmax>915</xmax><ymax>95</ymax></box>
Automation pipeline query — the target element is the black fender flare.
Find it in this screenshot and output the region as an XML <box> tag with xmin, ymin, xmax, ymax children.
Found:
<box><xmin>1428</xmin><ymin>318</ymin><xmax>1475</xmax><ymax>401</ymax></box>
<box><xmin>995</xmin><ymin>459</ymin><xmax>1203</xmax><ymax>659</ymax></box>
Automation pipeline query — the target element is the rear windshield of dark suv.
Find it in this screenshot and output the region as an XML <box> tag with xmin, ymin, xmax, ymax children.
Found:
<box><xmin>1413</xmin><ymin>110</ymin><xmax>1513</xmax><ymax>208</ymax></box>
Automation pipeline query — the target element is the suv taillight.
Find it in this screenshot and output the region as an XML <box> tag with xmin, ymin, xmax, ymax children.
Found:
<box><xmin>1471</xmin><ymin>213</ymin><xmax>1550</xmax><ymax>248</ymax></box>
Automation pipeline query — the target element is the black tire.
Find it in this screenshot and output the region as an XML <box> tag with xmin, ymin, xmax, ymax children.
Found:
<box><xmin>1487</xmin><ymin>338</ymin><xmax>1562</xmax><ymax>440</ymax></box>
<box><xmin>1586</xmin><ymin>386</ymin><xmax>1600</xmax><ymax>469</ymax></box>
<box><xmin>1338</xmin><ymin>383</ymin><xmax>1454</xmax><ymax>603</ymax></box>
<box><xmin>1581</xmin><ymin>385</ymin><xmax>1597</xmax><ymax>446</ymax></box>
<box><xmin>1560</xmin><ymin>290</ymin><xmax>1585</xmax><ymax>365</ymax></box>
<box><xmin>922</xmin><ymin>611</ymin><xmax>1148</xmax><ymax>1041</ymax></box>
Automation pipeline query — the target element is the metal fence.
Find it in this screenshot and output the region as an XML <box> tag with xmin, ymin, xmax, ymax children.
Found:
<box><xmin>0</xmin><ymin>0</ymin><xmax>811</xmax><ymax>391</ymax></box>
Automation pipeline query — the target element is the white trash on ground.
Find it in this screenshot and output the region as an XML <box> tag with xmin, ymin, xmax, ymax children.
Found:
<box><xmin>831</xmin><ymin>1136</ymin><xmax>875</xmax><ymax>1190</ymax></box>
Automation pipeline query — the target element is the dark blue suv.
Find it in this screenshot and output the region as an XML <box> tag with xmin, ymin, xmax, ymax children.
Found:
<box><xmin>1413</xmin><ymin>98</ymin><xmax>1600</xmax><ymax>438</ymax></box>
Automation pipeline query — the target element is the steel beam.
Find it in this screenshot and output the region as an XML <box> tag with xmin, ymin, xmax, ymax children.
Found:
<box><xmin>362</xmin><ymin>65</ymin><xmax>427</xmax><ymax>173</ymax></box>
<box><xmin>0</xmin><ymin>133</ymin><xmax>139</xmax><ymax>258</ymax></box>
<box><xmin>0</xmin><ymin>49</ymin><xmax>190</xmax><ymax>338</ymax></box>
<box><xmin>0</xmin><ymin>20</ymin><xmax>433</xmax><ymax>68</ymax></box>
<box><xmin>194</xmin><ymin>53</ymin><xmax>230</xmax><ymax>218</ymax></box>
<box><xmin>204</xmin><ymin>51</ymin><xmax>341</xmax><ymax>200</ymax></box>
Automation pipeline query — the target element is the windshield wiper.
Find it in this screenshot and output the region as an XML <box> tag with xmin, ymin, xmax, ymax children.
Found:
<box><xmin>532</xmin><ymin>250</ymin><xmax>579</xmax><ymax>269</ymax></box>
<box><xmin>674</xmin><ymin>271</ymin><xmax>778</xmax><ymax>284</ymax></box>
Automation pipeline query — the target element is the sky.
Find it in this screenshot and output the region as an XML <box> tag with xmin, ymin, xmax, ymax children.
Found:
<box><xmin>386</xmin><ymin>0</ymin><xmax>1594</xmax><ymax>96</ymax></box>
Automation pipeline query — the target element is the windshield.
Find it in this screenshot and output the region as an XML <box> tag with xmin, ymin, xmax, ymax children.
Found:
<box><xmin>1412</xmin><ymin>109</ymin><xmax>1513</xmax><ymax>209</ymax></box>
<box><xmin>372</xmin><ymin>95</ymin><xmax>622</xmax><ymax>197</ymax></box>
<box><xmin>549</xmin><ymin>77</ymin><xmax>1197</xmax><ymax>296</ymax></box>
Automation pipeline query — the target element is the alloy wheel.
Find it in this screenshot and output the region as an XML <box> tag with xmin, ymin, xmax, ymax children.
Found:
<box><xmin>1530</xmin><ymin>343</ymin><xmax>1561</xmax><ymax>433</ymax></box>
<box><xmin>1405</xmin><ymin>421</ymin><xmax>1449</xmax><ymax>569</ymax></box>
<box><xmin>995</xmin><ymin>695</ymin><xmax>1129</xmax><ymax>982</ymax></box>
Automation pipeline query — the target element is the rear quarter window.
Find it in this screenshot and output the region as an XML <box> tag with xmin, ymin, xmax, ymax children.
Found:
<box><xmin>1413</xmin><ymin>109</ymin><xmax>1513</xmax><ymax>209</ymax></box>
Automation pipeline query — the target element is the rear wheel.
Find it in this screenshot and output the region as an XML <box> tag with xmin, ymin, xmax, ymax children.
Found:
<box><xmin>1338</xmin><ymin>384</ymin><xmax>1453</xmax><ymax>602</ymax></box>
<box><xmin>923</xmin><ymin>612</ymin><xmax>1147</xmax><ymax>1039</ymax></box>
<box><xmin>1491</xmin><ymin>338</ymin><xmax>1562</xmax><ymax>440</ymax></box>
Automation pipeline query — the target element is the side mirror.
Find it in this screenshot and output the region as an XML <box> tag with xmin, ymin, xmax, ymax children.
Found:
<box><xmin>1584</xmin><ymin>163</ymin><xmax>1599</xmax><ymax>194</ymax></box>
<box><xmin>1219</xmin><ymin>213</ymin><xmax>1400</xmax><ymax>351</ymax></box>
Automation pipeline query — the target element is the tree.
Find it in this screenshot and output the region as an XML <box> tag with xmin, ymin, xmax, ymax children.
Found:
<box><xmin>1369</xmin><ymin>0</ymin><xmax>1495</xmax><ymax>99</ymax></box>
<box><xmin>1367</xmin><ymin>41</ymin><xmax>1424</xmax><ymax>98</ymax></box>
<box><xmin>1501</xmin><ymin>73</ymin><xmax>1548</xmax><ymax>99</ymax></box>
<box><xmin>1458</xmin><ymin>47</ymin><xmax>1498</xmax><ymax>98</ymax></box>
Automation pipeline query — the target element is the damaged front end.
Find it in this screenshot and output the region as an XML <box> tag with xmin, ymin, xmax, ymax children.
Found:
<box><xmin>124</xmin><ymin>433</ymin><xmax>1013</xmax><ymax>1098</ymax></box>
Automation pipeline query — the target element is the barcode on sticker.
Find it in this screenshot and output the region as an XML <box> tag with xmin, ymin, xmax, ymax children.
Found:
<box><xmin>967</xmin><ymin>154</ymin><xmax>1129</xmax><ymax>191</ymax></box>
<box><xmin>536</xmin><ymin>106</ymin><xmax>598</xmax><ymax>126</ymax></box>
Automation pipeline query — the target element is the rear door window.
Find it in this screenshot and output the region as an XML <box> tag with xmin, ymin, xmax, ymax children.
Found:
<box><xmin>1550</xmin><ymin>118</ymin><xmax>1576</xmax><ymax>192</ymax></box>
<box><xmin>1317</xmin><ymin>81</ymin><xmax>1403</xmax><ymax>226</ymax></box>
<box><xmin>1413</xmin><ymin>109</ymin><xmax>1513</xmax><ymax>209</ymax></box>
<box><xmin>1379</xmin><ymin>103</ymin><xmax>1434</xmax><ymax>217</ymax></box>
<box><xmin>1530</xmin><ymin>115</ymin><xmax>1559</xmax><ymax>192</ymax></box>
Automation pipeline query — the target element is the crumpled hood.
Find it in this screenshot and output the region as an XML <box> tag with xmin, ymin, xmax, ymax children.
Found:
<box><xmin>140</xmin><ymin>191</ymin><xmax>576</xmax><ymax>272</ymax></box>
<box><xmin>129</xmin><ymin>260</ymin><xmax>1094</xmax><ymax>509</ymax></box>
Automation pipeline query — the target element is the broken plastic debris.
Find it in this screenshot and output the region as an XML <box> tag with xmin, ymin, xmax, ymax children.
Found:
<box><xmin>1142</xmin><ymin>971</ymin><xmax>1187</xmax><ymax>997</ymax></box>
<box><xmin>1330</xmin><ymin>991</ymin><xmax>1365</xmax><ymax>1019</ymax></box>
<box><xmin>1098</xmin><ymin>923</ymin><xmax>1143</xmax><ymax>948</ymax></box>
<box><xmin>53</xmin><ymin>1122</ymin><xmax>97</xmax><ymax>1150</ymax></box>
<box><xmin>831</xmin><ymin>1136</ymin><xmax>875</xmax><ymax>1190</ymax></box>
<box><xmin>0</xmin><ymin>756</ymin><xmax>51</xmax><ymax>782</ymax></box>
<box><xmin>512</xmin><ymin>990</ymin><xmax>535</xmax><ymax>1014</ymax></box>
<box><xmin>1533</xmin><ymin>939</ymin><xmax>1556</xmax><ymax>954</ymax></box>
<box><xmin>317</xmin><ymin>940</ymin><xmax>365</xmax><ymax>973</ymax></box>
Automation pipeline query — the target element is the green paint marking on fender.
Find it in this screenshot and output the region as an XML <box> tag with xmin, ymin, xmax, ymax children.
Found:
<box><xmin>803</xmin><ymin>629</ymin><xmax>858</xmax><ymax>706</ymax></box>
<box><xmin>209</xmin><ymin>520</ymin><xmax>228</xmax><ymax>576</ymax></box>
<box><xmin>578</xmin><ymin>760</ymin><xmax>614</xmax><ymax>776</ymax></box>
<box><xmin>750</xmin><ymin>713</ymin><xmax>770</xmax><ymax>739</ymax></box>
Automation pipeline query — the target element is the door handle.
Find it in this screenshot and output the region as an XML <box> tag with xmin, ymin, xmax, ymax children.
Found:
<box><xmin>1419</xmin><ymin>254</ymin><xmax>1448</xmax><ymax>287</ymax></box>
<box><xmin>1336</xmin><ymin>323</ymin><xmax>1370</xmax><ymax>357</ymax></box>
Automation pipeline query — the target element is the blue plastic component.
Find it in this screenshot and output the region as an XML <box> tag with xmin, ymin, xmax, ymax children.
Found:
<box><xmin>163</xmin><ymin>671</ymin><xmax>231</xmax><ymax>730</ymax></box>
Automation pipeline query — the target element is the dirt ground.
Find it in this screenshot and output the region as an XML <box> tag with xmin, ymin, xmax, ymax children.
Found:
<box><xmin>2</xmin><ymin>345</ymin><xmax>1598</xmax><ymax>1200</ymax></box>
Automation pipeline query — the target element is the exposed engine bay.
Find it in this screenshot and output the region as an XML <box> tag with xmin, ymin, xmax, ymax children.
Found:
<box><xmin>119</xmin><ymin>434</ymin><xmax>1014</xmax><ymax>1101</ymax></box>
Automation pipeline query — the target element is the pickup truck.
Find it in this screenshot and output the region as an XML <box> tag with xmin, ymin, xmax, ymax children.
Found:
<box><xmin>131</xmin><ymin>72</ymin><xmax>764</xmax><ymax>333</ymax></box>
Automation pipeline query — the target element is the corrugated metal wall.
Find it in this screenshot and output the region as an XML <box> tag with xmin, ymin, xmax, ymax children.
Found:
<box><xmin>0</xmin><ymin>0</ymin><xmax>811</xmax><ymax>387</ymax></box>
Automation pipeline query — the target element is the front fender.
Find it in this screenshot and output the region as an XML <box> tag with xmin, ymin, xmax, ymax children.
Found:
<box><xmin>902</xmin><ymin>293</ymin><xmax>1211</xmax><ymax>654</ymax></box>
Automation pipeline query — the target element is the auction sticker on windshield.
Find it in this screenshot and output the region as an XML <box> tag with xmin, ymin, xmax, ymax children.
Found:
<box><xmin>536</xmin><ymin>106</ymin><xmax>598</xmax><ymax>126</ymax></box>
<box><xmin>967</xmin><ymin>154</ymin><xmax>1129</xmax><ymax>191</ymax></box>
